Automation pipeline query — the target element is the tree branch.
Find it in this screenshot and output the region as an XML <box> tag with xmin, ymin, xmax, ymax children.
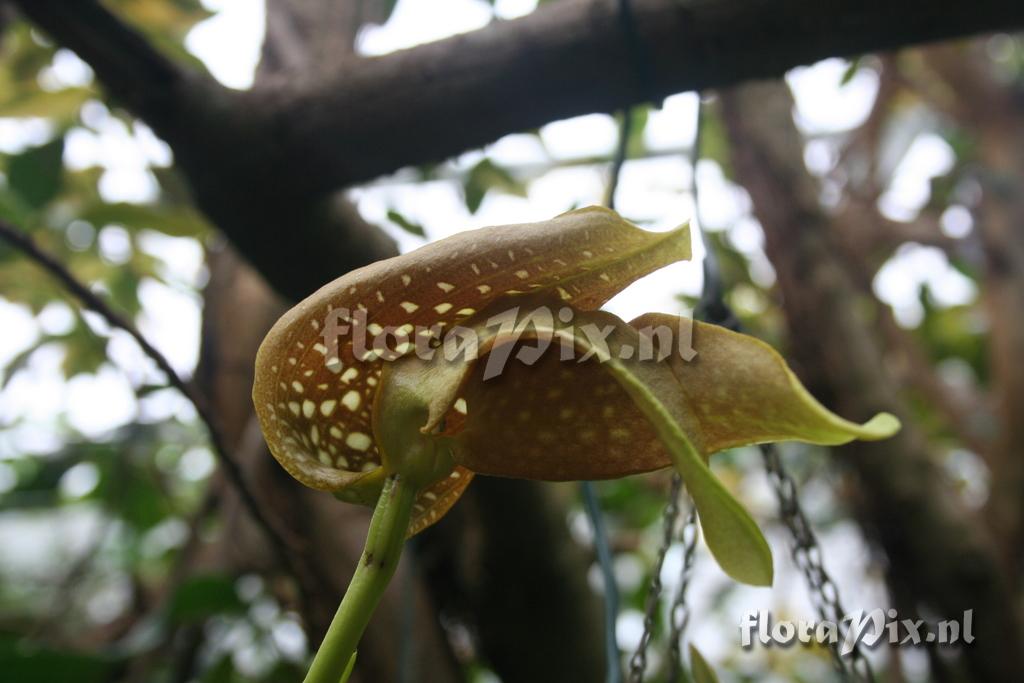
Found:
<box><xmin>0</xmin><ymin>219</ymin><xmax>325</xmax><ymax>616</ymax></box>
<box><xmin>14</xmin><ymin>0</ymin><xmax>1024</xmax><ymax>300</ymax></box>
<box><xmin>262</xmin><ymin>0</ymin><xmax>1024</xmax><ymax>194</ymax></box>
<box><xmin>13</xmin><ymin>0</ymin><xmax>399</xmax><ymax>301</ymax></box>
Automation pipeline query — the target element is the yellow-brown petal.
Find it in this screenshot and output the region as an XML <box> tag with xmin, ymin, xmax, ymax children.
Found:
<box><xmin>253</xmin><ymin>207</ymin><xmax>689</xmax><ymax>512</ymax></box>
<box><xmin>428</xmin><ymin>311</ymin><xmax>897</xmax><ymax>480</ymax></box>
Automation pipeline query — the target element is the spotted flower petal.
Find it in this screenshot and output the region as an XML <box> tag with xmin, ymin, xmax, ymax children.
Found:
<box><xmin>252</xmin><ymin>207</ymin><xmax>691</xmax><ymax>531</ymax></box>
<box><xmin>383</xmin><ymin>305</ymin><xmax>898</xmax><ymax>583</ymax></box>
<box><xmin>385</xmin><ymin>306</ymin><xmax>773</xmax><ymax>583</ymax></box>
<box><xmin>420</xmin><ymin>310</ymin><xmax>898</xmax><ymax>482</ymax></box>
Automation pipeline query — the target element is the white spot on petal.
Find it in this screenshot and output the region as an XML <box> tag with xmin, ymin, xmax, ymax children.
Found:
<box><xmin>346</xmin><ymin>432</ymin><xmax>372</xmax><ymax>451</ymax></box>
<box><xmin>342</xmin><ymin>390</ymin><xmax>361</xmax><ymax>412</ymax></box>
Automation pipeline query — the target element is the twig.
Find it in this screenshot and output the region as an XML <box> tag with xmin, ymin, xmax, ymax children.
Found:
<box><xmin>0</xmin><ymin>219</ymin><xmax>320</xmax><ymax>608</ymax></box>
<box><xmin>582</xmin><ymin>481</ymin><xmax>622</xmax><ymax>683</ymax></box>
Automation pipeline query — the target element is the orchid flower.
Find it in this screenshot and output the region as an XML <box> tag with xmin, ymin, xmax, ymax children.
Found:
<box><xmin>252</xmin><ymin>207</ymin><xmax>898</xmax><ymax>683</ymax></box>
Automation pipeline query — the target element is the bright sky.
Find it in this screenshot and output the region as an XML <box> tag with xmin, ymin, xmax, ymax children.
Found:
<box><xmin>0</xmin><ymin>1</ymin><xmax>972</xmax><ymax>674</ymax></box>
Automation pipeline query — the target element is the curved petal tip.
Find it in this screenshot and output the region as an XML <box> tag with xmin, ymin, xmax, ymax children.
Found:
<box><xmin>857</xmin><ymin>412</ymin><xmax>902</xmax><ymax>440</ymax></box>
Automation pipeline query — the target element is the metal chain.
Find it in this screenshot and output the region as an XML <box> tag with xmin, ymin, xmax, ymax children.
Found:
<box><xmin>627</xmin><ymin>484</ymin><xmax>700</xmax><ymax>683</ymax></box>
<box><xmin>760</xmin><ymin>444</ymin><xmax>875</xmax><ymax>682</ymax></box>
<box><xmin>688</xmin><ymin>88</ymin><xmax>873</xmax><ymax>681</ymax></box>
<box><xmin>621</xmin><ymin>56</ymin><xmax>873</xmax><ymax>683</ymax></box>
<box><xmin>666</xmin><ymin>504</ymin><xmax>699</xmax><ymax>683</ymax></box>
<box><xmin>628</xmin><ymin>473</ymin><xmax>683</xmax><ymax>682</ymax></box>
<box><xmin>700</xmin><ymin>285</ymin><xmax>875</xmax><ymax>681</ymax></box>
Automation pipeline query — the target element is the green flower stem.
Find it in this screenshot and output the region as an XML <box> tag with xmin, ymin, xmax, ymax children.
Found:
<box><xmin>304</xmin><ymin>473</ymin><xmax>417</xmax><ymax>683</ymax></box>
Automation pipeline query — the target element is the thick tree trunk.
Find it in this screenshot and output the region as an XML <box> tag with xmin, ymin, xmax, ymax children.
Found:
<box><xmin>719</xmin><ymin>80</ymin><xmax>1024</xmax><ymax>682</ymax></box>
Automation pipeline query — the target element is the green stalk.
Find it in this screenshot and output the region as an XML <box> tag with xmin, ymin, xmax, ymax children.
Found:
<box><xmin>304</xmin><ymin>473</ymin><xmax>417</xmax><ymax>683</ymax></box>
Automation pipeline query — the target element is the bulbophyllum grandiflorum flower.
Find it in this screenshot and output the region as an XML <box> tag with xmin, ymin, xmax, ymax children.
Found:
<box><xmin>253</xmin><ymin>207</ymin><xmax>899</xmax><ymax>683</ymax></box>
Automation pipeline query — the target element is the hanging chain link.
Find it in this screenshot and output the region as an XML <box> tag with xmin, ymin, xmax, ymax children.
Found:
<box><xmin>666</xmin><ymin>503</ymin><xmax>699</xmax><ymax>683</ymax></box>
<box><xmin>760</xmin><ymin>443</ymin><xmax>875</xmax><ymax>682</ymax></box>
<box><xmin>613</xmin><ymin>43</ymin><xmax>871</xmax><ymax>679</ymax></box>
<box><xmin>627</xmin><ymin>475</ymin><xmax>699</xmax><ymax>683</ymax></box>
<box><xmin>701</xmin><ymin>294</ymin><xmax>876</xmax><ymax>682</ymax></box>
<box><xmin>628</xmin><ymin>473</ymin><xmax>682</xmax><ymax>682</ymax></box>
<box><xmin>694</xmin><ymin>104</ymin><xmax>874</xmax><ymax>678</ymax></box>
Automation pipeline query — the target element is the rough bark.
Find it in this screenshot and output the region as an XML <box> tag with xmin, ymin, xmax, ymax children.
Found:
<box><xmin>13</xmin><ymin>0</ymin><xmax>1024</xmax><ymax>298</ymax></box>
<box><xmin>719</xmin><ymin>81</ymin><xmax>1023</xmax><ymax>682</ymax></box>
<box><xmin>919</xmin><ymin>44</ymin><xmax>1024</xmax><ymax>577</ymax></box>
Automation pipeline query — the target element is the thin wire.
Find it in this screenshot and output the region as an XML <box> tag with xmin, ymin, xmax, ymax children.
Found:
<box><xmin>582</xmin><ymin>90</ymin><xmax>641</xmax><ymax>683</ymax></box>
<box><xmin>627</xmin><ymin>95</ymin><xmax>705</xmax><ymax>683</ymax></box>
<box><xmin>663</xmin><ymin>96</ymin><xmax>706</xmax><ymax>683</ymax></box>
<box><xmin>582</xmin><ymin>481</ymin><xmax>624</xmax><ymax>683</ymax></box>
<box><xmin>605</xmin><ymin>108</ymin><xmax>633</xmax><ymax>211</ymax></box>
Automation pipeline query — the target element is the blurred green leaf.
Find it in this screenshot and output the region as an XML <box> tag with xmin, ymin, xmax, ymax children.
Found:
<box><xmin>462</xmin><ymin>158</ymin><xmax>526</xmax><ymax>213</ymax></box>
<box><xmin>699</xmin><ymin>106</ymin><xmax>734</xmax><ymax>181</ymax></box>
<box><xmin>201</xmin><ymin>655</ymin><xmax>236</xmax><ymax>683</ymax></box>
<box><xmin>381</xmin><ymin>0</ymin><xmax>403</xmax><ymax>22</ymax></box>
<box><xmin>167</xmin><ymin>575</ymin><xmax>246</xmax><ymax>623</ymax></box>
<box><xmin>839</xmin><ymin>57</ymin><xmax>862</xmax><ymax>86</ymax></box>
<box><xmin>79</xmin><ymin>201</ymin><xmax>210</xmax><ymax>238</ymax></box>
<box><xmin>689</xmin><ymin>644</ymin><xmax>720</xmax><ymax>683</ymax></box>
<box><xmin>386</xmin><ymin>209</ymin><xmax>426</xmax><ymax>237</ymax></box>
<box><xmin>0</xmin><ymin>636</ymin><xmax>117</xmax><ymax>683</ymax></box>
<box><xmin>0</xmin><ymin>339</ymin><xmax>44</xmax><ymax>389</ymax></box>
<box><xmin>7</xmin><ymin>137</ymin><xmax>65</xmax><ymax>210</ymax></box>
<box><xmin>593</xmin><ymin>476</ymin><xmax>665</xmax><ymax>529</ymax></box>
<box><xmin>60</xmin><ymin>322</ymin><xmax>108</xmax><ymax>379</ymax></box>
<box><xmin>625</xmin><ymin>105</ymin><xmax>651</xmax><ymax>159</ymax></box>
<box><xmin>0</xmin><ymin>87</ymin><xmax>92</xmax><ymax>120</ymax></box>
